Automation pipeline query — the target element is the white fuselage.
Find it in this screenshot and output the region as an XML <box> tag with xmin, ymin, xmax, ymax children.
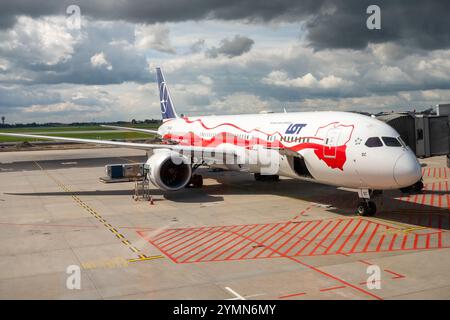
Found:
<box><xmin>157</xmin><ymin>111</ymin><xmax>422</xmax><ymax>190</ymax></box>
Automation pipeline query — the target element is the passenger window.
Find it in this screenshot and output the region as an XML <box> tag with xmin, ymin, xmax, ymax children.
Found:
<box><xmin>382</xmin><ymin>137</ymin><xmax>402</xmax><ymax>147</ymax></box>
<box><xmin>365</xmin><ymin>137</ymin><xmax>383</xmax><ymax>147</ymax></box>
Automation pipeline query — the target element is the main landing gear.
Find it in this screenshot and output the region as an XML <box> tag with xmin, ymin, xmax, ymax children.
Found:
<box><xmin>356</xmin><ymin>189</ymin><xmax>378</xmax><ymax>216</ymax></box>
<box><xmin>187</xmin><ymin>174</ymin><xmax>203</xmax><ymax>188</ymax></box>
<box><xmin>186</xmin><ymin>162</ymin><xmax>204</xmax><ymax>188</ymax></box>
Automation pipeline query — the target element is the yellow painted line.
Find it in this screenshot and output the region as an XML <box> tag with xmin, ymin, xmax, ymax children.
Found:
<box><xmin>128</xmin><ymin>255</ymin><xmax>164</xmax><ymax>263</ymax></box>
<box><xmin>33</xmin><ymin>161</ymin><xmax>147</xmax><ymax>259</ymax></box>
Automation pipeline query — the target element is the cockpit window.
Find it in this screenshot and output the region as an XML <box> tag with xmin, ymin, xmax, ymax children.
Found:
<box><xmin>397</xmin><ymin>137</ymin><xmax>407</xmax><ymax>148</ymax></box>
<box><xmin>365</xmin><ymin>137</ymin><xmax>383</xmax><ymax>147</ymax></box>
<box><xmin>382</xmin><ymin>137</ymin><xmax>402</xmax><ymax>147</ymax></box>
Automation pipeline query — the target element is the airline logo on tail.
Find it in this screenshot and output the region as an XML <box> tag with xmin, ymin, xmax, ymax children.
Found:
<box><xmin>156</xmin><ymin>67</ymin><xmax>177</xmax><ymax>119</ymax></box>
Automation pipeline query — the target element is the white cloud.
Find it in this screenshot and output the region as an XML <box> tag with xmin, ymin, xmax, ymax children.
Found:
<box><xmin>22</xmin><ymin>102</ymin><xmax>99</xmax><ymax>113</ymax></box>
<box><xmin>0</xmin><ymin>16</ymin><xmax>80</xmax><ymax>65</ymax></box>
<box><xmin>90</xmin><ymin>52</ymin><xmax>113</xmax><ymax>70</ymax></box>
<box><xmin>262</xmin><ymin>70</ymin><xmax>352</xmax><ymax>89</ymax></box>
<box><xmin>134</xmin><ymin>24</ymin><xmax>175</xmax><ymax>54</ymax></box>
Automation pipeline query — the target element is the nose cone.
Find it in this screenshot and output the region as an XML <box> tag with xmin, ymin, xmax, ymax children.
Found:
<box><xmin>393</xmin><ymin>153</ymin><xmax>422</xmax><ymax>187</ymax></box>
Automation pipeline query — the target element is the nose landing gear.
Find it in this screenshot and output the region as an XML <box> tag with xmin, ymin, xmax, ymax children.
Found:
<box><xmin>356</xmin><ymin>200</ymin><xmax>376</xmax><ymax>216</ymax></box>
<box><xmin>356</xmin><ymin>189</ymin><xmax>378</xmax><ymax>216</ymax></box>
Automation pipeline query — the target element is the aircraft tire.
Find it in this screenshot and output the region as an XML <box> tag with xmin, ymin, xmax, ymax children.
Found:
<box><xmin>357</xmin><ymin>201</ymin><xmax>376</xmax><ymax>216</ymax></box>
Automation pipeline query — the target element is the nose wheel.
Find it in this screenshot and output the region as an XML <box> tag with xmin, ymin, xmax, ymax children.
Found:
<box><xmin>356</xmin><ymin>189</ymin><xmax>377</xmax><ymax>216</ymax></box>
<box><xmin>356</xmin><ymin>200</ymin><xmax>376</xmax><ymax>216</ymax></box>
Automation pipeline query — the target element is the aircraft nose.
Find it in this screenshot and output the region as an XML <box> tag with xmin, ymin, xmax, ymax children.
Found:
<box><xmin>393</xmin><ymin>153</ymin><xmax>422</xmax><ymax>187</ymax></box>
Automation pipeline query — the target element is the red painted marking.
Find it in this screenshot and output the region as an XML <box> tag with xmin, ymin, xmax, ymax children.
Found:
<box><xmin>180</xmin><ymin>225</ymin><xmax>248</xmax><ymax>262</ymax></box>
<box><xmin>430</xmin><ymin>183</ymin><xmax>436</xmax><ymax>209</ymax></box>
<box><xmin>269</xmin><ymin>221</ymin><xmax>312</xmax><ymax>257</ymax></box>
<box><xmin>152</xmin><ymin>228</ymin><xmax>184</xmax><ymax>243</ymax></box>
<box><xmin>357</xmin><ymin>259</ymin><xmax>372</xmax><ymax>266</ymax></box>
<box><xmin>421</xmin><ymin>168</ymin><xmax>425</xmax><ymax>176</ymax></box>
<box><xmin>433</xmin><ymin>168</ymin><xmax>437</xmax><ymax>178</ymax></box>
<box><xmin>294</xmin><ymin>206</ymin><xmax>312</xmax><ymax>219</ymax></box>
<box><xmin>209</xmin><ymin>225</ymin><xmax>264</xmax><ymax>261</ymax></box>
<box><xmin>279</xmin><ymin>292</ymin><xmax>307</xmax><ymax>299</ymax></box>
<box><xmin>294</xmin><ymin>220</ymin><xmax>333</xmax><ymax>256</ymax></box>
<box><xmin>349</xmin><ymin>220</ymin><xmax>371</xmax><ymax>253</ymax></box>
<box><xmin>439</xmin><ymin>168</ymin><xmax>442</xmax><ymax>179</ymax></box>
<box><xmin>156</xmin><ymin>227</ymin><xmax>204</xmax><ymax>247</ymax></box>
<box><xmin>384</xmin><ymin>269</ymin><xmax>405</xmax><ymax>279</ymax></box>
<box><xmin>173</xmin><ymin>225</ymin><xmax>230</xmax><ymax>259</ymax></box>
<box><xmin>427</xmin><ymin>168</ymin><xmax>431</xmax><ymax>177</ymax></box>
<box><xmin>320</xmin><ymin>285</ymin><xmax>347</xmax><ymax>292</ymax></box>
<box><xmin>425</xmin><ymin>234</ymin><xmax>431</xmax><ymax>249</ymax></box>
<box><xmin>204</xmin><ymin>225</ymin><xmax>265</xmax><ymax>262</ymax></box>
<box><xmin>413</xmin><ymin>234</ymin><xmax>419</xmax><ymax>249</ymax></box>
<box><xmin>163</xmin><ymin>227</ymin><xmax>215</xmax><ymax>251</ymax></box>
<box><xmin>412</xmin><ymin>192</ymin><xmax>420</xmax><ymax>206</ymax></box>
<box><xmin>401</xmin><ymin>234</ymin><xmax>409</xmax><ymax>250</ymax></box>
<box><xmin>223</xmin><ymin>224</ymin><xmax>272</xmax><ymax>260</ymax></box>
<box><xmin>336</xmin><ymin>219</ymin><xmax>363</xmax><ymax>253</ymax></box>
<box><xmin>323</xmin><ymin>219</ymin><xmax>354</xmax><ymax>254</ymax></box>
<box><xmin>388</xmin><ymin>234</ymin><xmax>398</xmax><ymax>251</ymax></box>
<box><xmin>362</xmin><ymin>224</ymin><xmax>380</xmax><ymax>252</ymax></box>
<box><xmin>309</xmin><ymin>220</ymin><xmax>343</xmax><ymax>255</ymax></box>
<box><xmin>438</xmin><ymin>182</ymin><xmax>443</xmax><ymax>208</ymax></box>
<box><xmin>230</xmin><ymin>228</ymin><xmax>384</xmax><ymax>300</ymax></box>
<box><xmin>170</xmin><ymin>226</ymin><xmax>228</xmax><ymax>256</ymax></box>
<box><xmin>419</xmin><ymin>190</ymin><xmax>427</xmax><ymax>209</ymax></box>
<box><xmin>256</xmin><ymin>222</ymin><xmax>297</xmax><ymax>258</ymax></box>
<box><xmin>284</xmin><ymin>220</ymin><xmax>322</xmax><ymax>255</ymax></box>
<box><xmin>239</xmin><ymin>223</ymin><xmax>285</xmax><ymax>259</ymax></box>
<box><xmin>444</xmin><ymin>168</ymin><xmax>448</xmax><ymax>179</ymax></box>
<box><xmin>137</xmin><ymin>230</ymin><xmax>178</xmax><ymax>263</ymax></box>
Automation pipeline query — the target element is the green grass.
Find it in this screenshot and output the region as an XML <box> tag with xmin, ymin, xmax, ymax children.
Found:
<box><xmin>0</xmin><ymin>131</ymin><xmax>156</xmax><ymax>143</ymax></box>
<box><xmin>0</xmin><ymin>123</ymin><xmax>160</xmax><ymax>133</ymax></box>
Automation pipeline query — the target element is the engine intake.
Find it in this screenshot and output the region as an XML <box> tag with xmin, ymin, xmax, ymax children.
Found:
<box><xmin>146</xmin><ymin>151</ymin><xmax>192</xmax><ymax>191</ymax></box>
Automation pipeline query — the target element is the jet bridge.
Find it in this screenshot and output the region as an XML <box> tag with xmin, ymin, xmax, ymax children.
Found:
<box><xmin>377</xmin><ymin>109</ymin><xmax>449</xmax><ymax>162</ymax></box>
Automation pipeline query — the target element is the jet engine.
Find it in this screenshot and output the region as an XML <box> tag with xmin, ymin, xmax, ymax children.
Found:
<box><xmin>146</xmin><ymin>151</ymin><xmax>192</xmax><ymax>191</ymax></box>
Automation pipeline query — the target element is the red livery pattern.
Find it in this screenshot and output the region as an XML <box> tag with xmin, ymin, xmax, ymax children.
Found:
<box><xmin>163</xmin><ymin>118</ymin><xmax>354</xmax><ymax>171</ymax></box>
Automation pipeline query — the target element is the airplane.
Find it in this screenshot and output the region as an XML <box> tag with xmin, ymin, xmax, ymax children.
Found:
<box><xmin>0</xmin><ymin>67</ymin><xmax>424</xmax><ymax>216</ymax></box>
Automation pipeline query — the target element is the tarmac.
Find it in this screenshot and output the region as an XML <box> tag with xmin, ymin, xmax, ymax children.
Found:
<box><xmin>0</xmin><ymin>147</ymin><xmax>449</xmax><ymax>299</ymax></box>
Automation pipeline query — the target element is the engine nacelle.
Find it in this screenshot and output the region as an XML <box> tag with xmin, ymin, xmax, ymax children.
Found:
<box><xmin>146</xmin><ymin>151</ymin><xmax>192</xmax><ymax>191</ymax></box>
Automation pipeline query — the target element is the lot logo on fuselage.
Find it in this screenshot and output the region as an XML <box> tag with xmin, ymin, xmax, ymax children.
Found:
<box><xmin>285</xmin><ymin>123</ymin><xmax>307</xmax><ymax>135</ymax></box>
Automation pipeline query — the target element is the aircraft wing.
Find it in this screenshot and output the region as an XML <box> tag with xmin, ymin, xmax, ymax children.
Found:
<box><xmin>100</xmin><ymin>124</ymin><xmax>159</xmax><ymax>135</ymax></box>
<box><xmin>0</xmin><ymin>132</ymin><xmax>235</xmax><ymax>156</ymax></box>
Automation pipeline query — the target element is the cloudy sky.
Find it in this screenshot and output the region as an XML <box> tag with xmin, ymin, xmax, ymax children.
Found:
<box><xmin>0</xmin><ymin>0</ymin><xmax>449</xmax><ymax>123</ymax></box>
